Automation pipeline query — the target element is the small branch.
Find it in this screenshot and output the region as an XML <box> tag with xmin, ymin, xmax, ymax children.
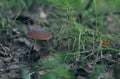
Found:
<box><xmin>76</xmin><ymin>0</ymin><xmax>93</xmax><ymax>23</ymax></box>
<box><xmin>94</xmin><ymin>11</ymin><xmax>120</xmax><ymax>17</ymax></box>
<box><xmin>0</xmin><ymin>64</ymin><xmax>48</xmax><ymax>73</ymax></box>
<box><xmin>84</xmin><ymin>0</ymin><xmax>93</xmax><ymax>10</ymax></box>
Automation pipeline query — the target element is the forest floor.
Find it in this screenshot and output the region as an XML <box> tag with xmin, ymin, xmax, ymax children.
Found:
<box><xmin>0</xmin><ymin>2</ymin><xmax>120</xmax><ymax>79</ymax></box>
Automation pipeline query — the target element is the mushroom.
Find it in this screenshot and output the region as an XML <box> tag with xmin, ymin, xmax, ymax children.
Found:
<box><xmin>27</xmin><ymin>24</ymin><xmax>52</xmax><ymax>51</ymax></box>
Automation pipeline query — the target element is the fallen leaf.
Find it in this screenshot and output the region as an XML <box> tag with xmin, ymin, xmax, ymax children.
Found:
<box><xmin>102</xmin><ymin>40</ymin><xmax>109</xmax><ymax>48</ymax></box>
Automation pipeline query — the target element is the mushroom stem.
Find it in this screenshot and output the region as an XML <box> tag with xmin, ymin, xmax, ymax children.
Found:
<box><xmin>34</xmin><ymin>40</ymin><xmax>41</xmax><ymax>52</ymax></box>
<box><xmin>34</xmin><ymin>40</ymin><xmax>46</xmax><ymax>52</ymax></box>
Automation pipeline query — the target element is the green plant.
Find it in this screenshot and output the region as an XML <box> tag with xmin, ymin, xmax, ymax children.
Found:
<box><xmin>0</xmin><ymin>0</ymin><xmax>33</xmax><ymax>10</ymax></box>
<box><xmin>0</xmin><ymin>0</ymin><xmax>120</xmax><ymax>79</ymax></box>
<box><xmin>89</xmin><ymin>64</ymin><xmax>106</xmax><ymax>79</ymax></box>
<box><xmin>38</xmin><ymin>54</ymin><xmax>75</xmax><ymax>79</ymax></box>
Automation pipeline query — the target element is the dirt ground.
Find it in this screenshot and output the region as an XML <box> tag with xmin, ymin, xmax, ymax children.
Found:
<box><xmin>0</xmin><ymin>3</ymin><xmax>120</xmax><ymax>79</ymax></box>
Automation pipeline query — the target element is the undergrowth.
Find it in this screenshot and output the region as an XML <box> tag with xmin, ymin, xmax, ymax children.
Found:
<box><xmin>0</xmin><ymin>0</ymin><xmax>120</xmax><ymax>79</ymax></box>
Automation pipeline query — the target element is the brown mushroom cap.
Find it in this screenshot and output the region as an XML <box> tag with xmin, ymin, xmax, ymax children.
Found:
<box><xmin>27</xmin><ymin>26</ymin><xmax>52</xmax><ymax>40</ymax></box>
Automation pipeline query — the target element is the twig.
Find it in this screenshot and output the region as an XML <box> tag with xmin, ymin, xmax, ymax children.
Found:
<box><xmin>94</xmin><ymin>11</ymin><xmax>120</xmax><ymax>17</ymax></box>
<box><xmin>0</xmin><ymin>64</ymin><xmax>45</xmax><ymax>73</ymax></box>
<box><xmin>84</xmin><ymin>0</ymin><xmax>93</xmax><ymax>10</ymax></box>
